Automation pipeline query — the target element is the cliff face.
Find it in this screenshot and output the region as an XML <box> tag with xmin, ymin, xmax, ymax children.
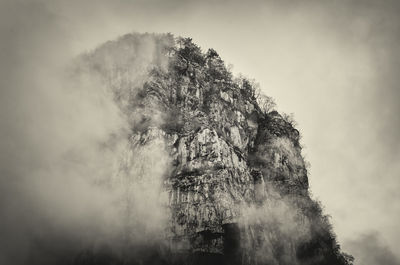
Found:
<box><xmin>76</xmin><ymin>33</ymin><xmax>352</xmax><ymax>265</ymax></box>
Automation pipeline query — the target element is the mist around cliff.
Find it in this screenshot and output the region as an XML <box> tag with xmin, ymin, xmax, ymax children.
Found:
<box><xmin>0</xmin><ymin>5</ymin><xmax>173</xmax><ymax>263</ymax></box>
<box><xmin>0</xmin><ymin>5</ymin><xmax>344</xmax><ymax>262</ymax></box>
<box><xmin>3</xmin><ymin>1</ymin><xmax>399</xmax><ymax>264</ymax></box>
<box><xmin>0</xmin><ymin>1</ymin><xmax>348</xmax><ymax>261</ymax></box>
<box><xmin>0</xmin><ymin>20</ymin><xmax>312</xmax><ymax>264</ymax></box>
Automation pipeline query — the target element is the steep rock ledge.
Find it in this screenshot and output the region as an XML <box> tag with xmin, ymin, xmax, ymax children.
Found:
<box><xmin>75</xmin><ymin>33</ymin><xmax>353</xmax><ymax>265</ymax></box>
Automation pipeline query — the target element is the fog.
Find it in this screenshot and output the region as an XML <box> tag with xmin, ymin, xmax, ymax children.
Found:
<box><xmin>0</xmin><ymin>3</ymin><xmax>172</xmax><ymax>263</ymax></box>
<box><xmin>1</xmin><ymin>0</ymin><xmax>400</xmax><ymax>264</ymax></box>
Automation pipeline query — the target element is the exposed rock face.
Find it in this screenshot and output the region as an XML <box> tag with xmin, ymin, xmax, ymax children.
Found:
<box><xmin>76</xmin><ymin>33</ymin><xmax>353</xmax><ymax>265</ymax></box>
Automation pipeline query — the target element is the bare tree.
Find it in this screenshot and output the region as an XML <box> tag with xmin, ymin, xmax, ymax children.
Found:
<box><xmin>257</xmin><ymin>93</ymin><xmax>276</xmax><ymax>114</ymax></box>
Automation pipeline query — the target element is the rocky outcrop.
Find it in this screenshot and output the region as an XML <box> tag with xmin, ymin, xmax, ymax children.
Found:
<box><xmin>76</xmin><ymin>33</ymin><xmax>353</xmax><ymax>265</ymax></box>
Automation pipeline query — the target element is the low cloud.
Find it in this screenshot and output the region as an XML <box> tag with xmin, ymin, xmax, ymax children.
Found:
<box><xmin>344</xmin><ymin>232</ymin><xmax>400</xmax><ymax>265</ymax></box>
<box><xmin>0</xmin><ymin>1</ymin><xmax>172</xmax><ymax>264</ymax></box>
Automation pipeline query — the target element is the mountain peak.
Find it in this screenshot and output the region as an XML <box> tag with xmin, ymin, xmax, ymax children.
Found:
<box><xmin>75</xmin><ymin>33</ymin><xmax>353</xmax><ymax>265</ymax></box>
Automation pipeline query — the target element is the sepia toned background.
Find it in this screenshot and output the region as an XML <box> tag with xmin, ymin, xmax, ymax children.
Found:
<box><xmin>1</xmin><ymin>1</ymin><xmax>399</xmax><ymax>264</ymax></box>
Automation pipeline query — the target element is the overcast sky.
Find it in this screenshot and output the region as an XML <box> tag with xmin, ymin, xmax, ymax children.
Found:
<box><xmin>1</xmin><ymin>0</ymin><xmax>399</xmax><ymax>264</ymax></box>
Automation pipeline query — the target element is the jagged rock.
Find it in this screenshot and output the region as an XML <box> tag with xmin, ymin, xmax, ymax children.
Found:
<box><xmin>77</xmin><ymin>33</ymin><xmax>353</xmax><ymax>265</ymax></box>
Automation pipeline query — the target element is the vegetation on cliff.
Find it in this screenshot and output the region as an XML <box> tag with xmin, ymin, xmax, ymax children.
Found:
<box><xmin>76</xmin><ymin>33</ymin><xmax>353</xmax><ymax>265</ymax></box>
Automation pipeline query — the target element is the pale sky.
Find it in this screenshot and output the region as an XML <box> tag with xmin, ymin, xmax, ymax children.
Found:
<box><xmin>1</xmin><ymin>0</ymin><xmax>399</xmax><ymax>264</ymax></box>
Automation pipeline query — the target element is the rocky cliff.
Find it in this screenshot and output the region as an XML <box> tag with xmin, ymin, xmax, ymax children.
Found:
<box><xmin>74</xmin><ymin>33</ymin><xmax>353</xmax><ymax>265</ymax></box>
